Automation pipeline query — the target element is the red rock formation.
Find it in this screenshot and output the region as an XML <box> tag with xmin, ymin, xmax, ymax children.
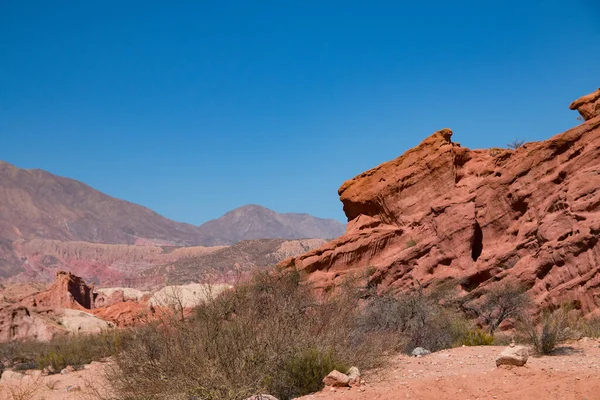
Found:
<box><xmin>281</xmin><ymin>92</ymin><xmax>600</xmax><ymax>315</ymax></box>
<box><xmin>570</xmin><ymin>88</ymin><xmax>600</xmax><ymax>121</ymax></box>
<box><xmin>92</xmin><ymin>301</ymin><xmax>152</xmax><ymax>328</ymax></box>
<box><xmin>20</xmin><ymin>271</ymin><xmax>94</xmax><ymax>310</ymax></box>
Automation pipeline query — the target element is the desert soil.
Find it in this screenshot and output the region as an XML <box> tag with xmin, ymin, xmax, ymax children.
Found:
<box><xmin>300</xmin><ymin>338</ymin><xmax>600</xmax><ymax>400</ymax></box>
<box><xmin>2</xmin><ymin>339</ymin><xmax>600</xmax><ymax>399</ymax></box>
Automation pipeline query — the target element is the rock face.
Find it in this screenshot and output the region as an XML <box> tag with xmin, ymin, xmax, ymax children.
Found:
<box><xmin>281</xmin><ymin>92</ymin><xmax>600</xmax><ymax>315</ymax></box>
<box><xmin>0</xmin><ymin>272</ymin><xmax>113</xmax><ymax>342</ymax></box>
<box><xmin>570</xmin><ymin>88</ymin><xmax>600</xmax><ymax>121</ymax></box>
<box><xmin>496</xmin><ymin>345</ymin><xmax>529</xmax><ymax>367</ymax></box>
<box><xmin>20</xmin><ymin>271</ymin><xmax>94</xmax><ymax>310</ymax></box>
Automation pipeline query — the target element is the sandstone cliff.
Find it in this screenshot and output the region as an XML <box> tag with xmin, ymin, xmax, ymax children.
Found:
<box><xmin>281</xmin><ymin>90</ymin><xmax>600</xmax><ymax>315</ymax></box>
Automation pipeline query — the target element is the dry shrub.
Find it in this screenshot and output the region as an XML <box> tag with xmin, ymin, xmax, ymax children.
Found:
<box><xmin>358</xmin><ymin>288</ymin><xmax>472</xmax><ymax>353</ymax></box>
<box><xmin>109</xmin><ymin>271</ymin><xmax>402</xmax><ymax>400</ymax></box>
<box><xmin>518</xmin><ymin>308</ymin><xmax>570</xmax><ymax>355</ymax></box>
<box><xmin>461</xmin><ymin>281</ymin><xmax>530</xmax><ymax>335</ymax></box>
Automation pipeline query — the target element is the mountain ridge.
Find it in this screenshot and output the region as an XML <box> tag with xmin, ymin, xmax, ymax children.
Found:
<box><xmin>0</xmin><ymin>161</ymin><xmax>344</xmax><ymax>279</ymax></box>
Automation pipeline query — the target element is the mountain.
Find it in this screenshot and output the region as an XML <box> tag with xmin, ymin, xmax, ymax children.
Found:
<box><xmin>281</xmin><ymin>89</ymin><xmax>600</xmax><ymax>316</ymax></box>
<box><xmin>0</xmin><ymin>162</ymin><xmax>343</xmax><ymax>281</ymax></box>
<box><xmin>0</xmin><ymin>161</ymin><xmax>204</xmax><ymax>247</ymax></box>
<box><xmin>196</xmin><ymin>204</ymin><xmax>345</xmax><ymax>245</ymax></box>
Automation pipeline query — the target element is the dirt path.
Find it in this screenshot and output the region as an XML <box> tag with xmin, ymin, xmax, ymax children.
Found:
<box><xmin>300</xmin><ymin>338</ymin><xmax>600</xmax><ymax>400</ymax></box>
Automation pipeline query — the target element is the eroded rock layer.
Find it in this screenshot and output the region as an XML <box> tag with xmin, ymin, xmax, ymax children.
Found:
<box><xmin>281</xmin><ymin>90</ymin><xmax>600</xmax><ymax>315</ymax></box>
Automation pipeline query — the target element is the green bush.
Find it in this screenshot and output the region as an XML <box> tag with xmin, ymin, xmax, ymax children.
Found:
<box><xmin>284</xmin><ymin>348</ymin><xmax>349</xmax><ymax>396</ymax></box>
<box><xmin>0</xmin><ymin>331</ymin><xmax>126</xmax><ymax>377</ymax></box>
<box><xmin>456</xmin><ymin>329</ymin><xmax>494</xmax><ymax>346</ymax></box>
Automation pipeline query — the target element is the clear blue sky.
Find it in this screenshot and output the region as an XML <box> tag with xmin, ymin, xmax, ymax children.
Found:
<box><xmin>1</xmin><ymin>1</ymin><xmax>599</xmax><ymax>224</ymax></box>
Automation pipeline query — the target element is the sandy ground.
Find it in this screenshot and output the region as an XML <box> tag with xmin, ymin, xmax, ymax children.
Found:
<box><xmin>2</xmin><ymin>339</ymin><xmax>600</xmax><ymax>399</ymax></box>
<box><xmin>0</xmin><ymin>361</ymin><xmax>113</xmax><ymax>400</ymax></box>
<box><xmin>300</xmin><ymin>338</ymin><xmax>600</xmax><ymax>400</ymax></box>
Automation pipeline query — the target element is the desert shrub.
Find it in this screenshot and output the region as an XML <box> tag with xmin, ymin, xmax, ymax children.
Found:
<box><xmin>456</xmin><ymin>329</ymin><xmax>494</xmax><ymax>346</ymax></box>
<box><xmin>109</xmin><ymin>270</ymin><xmax>397</xmax><ymax>400</ymax></box>
<box><xmin>0</xmin><ymin>331</ymin><xmax>126</xmax><ymax>375</ymax></box>
<box><xmin>357</xmin><ymin>289</ymin><xmax>471</xmax><ymax>353</ymax></box>
<box><xmin>507</xmin><ymin>139</ymin><xmax>525</xmax><ymax>149</ymax></box>
<box><xmin>36</xmin><ymin>331</ymin><xmax>126</xmax><ymax>371</ymax></box>
<box><xmin>518</xmin><ymin>308</ymin><xmax>569</xmax><ymax>355</ymax></box>
<box><xmin>284</xmin><ymin>348</ymin><xmax>349</xmax><ymax>396</ymax></box>
<box><xmin>405</xmin><ymin>239</ymin><xmax>417</xmax><ymax>248</ymax></box>
<box><xmin>573</xmin><ymin>317</ymin><xmax>600</xmax><ymax>338</ymax></box>
<box><xmin>462</xmin><ymin>281</ymin><xmax>530</xmax><ymax>334</ymax></box>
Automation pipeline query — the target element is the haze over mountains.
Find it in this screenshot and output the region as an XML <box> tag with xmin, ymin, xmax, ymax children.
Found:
<box><xmin>0</xmin><ymin>161</ymin><xmax>344</xmax><ymax>281</ymax></box>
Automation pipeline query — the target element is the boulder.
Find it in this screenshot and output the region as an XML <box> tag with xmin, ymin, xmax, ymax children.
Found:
<box><xmin>411</xmin><ymin>347</ymin><xmax>431</xmax><ymax>357</ymax></box>
<box><xmin>323</xmin><ymin>370</ymin><xmax>351</xmax><ymax>387</ymax></box>
<box><xmin>347</xmin><ymin>366</ymin><xmax>361</xmax><ymax>385</ymax></box>
<box><xmin>0</xmin><ymin>370</ymin><xmax>24</xmax><ymax>383</ymax></box>
<box><xmin>496</xmin><ymin>345</ymin><xmax>529</xmax><ymax>367</ymax></box>
<box><xmin>244</xmin><ymin>395</ymin><xmax>279</xmax><ymax>400</ymax></box>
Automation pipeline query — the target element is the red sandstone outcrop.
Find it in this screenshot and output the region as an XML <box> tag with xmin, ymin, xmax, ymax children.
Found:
<box><xmin>570</xmin><ymin>88</ymin><xmax>600</xmax><ymax>121</ymax></box>
<box><xmin>0</xmin><ymin>272</ymin><xmax>113</xmax><ymax>342</ymax></box>
<box><xmin>281</xmin><ymin>90</ymin><xmax>600</xmax><ymax>315</ymax></box>
<box><xmin>20</xmin><ymin>271</ymin><xmax>94</xmax><ymax>310</ymax></box>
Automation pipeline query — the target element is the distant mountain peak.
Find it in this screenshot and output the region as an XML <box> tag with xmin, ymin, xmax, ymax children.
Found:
<box><xmin>196</xmin><ymin>204</ymin><xmax>345</xmax><ymax>246</ymax></box>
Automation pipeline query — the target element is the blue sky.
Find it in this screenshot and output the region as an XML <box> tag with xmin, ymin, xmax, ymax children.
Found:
<box><xmin>1</xmin><ymin>1</ymin><xmax>599</xmax><ymax>224</ymax></box>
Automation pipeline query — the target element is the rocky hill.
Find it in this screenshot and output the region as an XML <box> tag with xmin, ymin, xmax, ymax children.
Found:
<box><xmin>281</xmin><ymin>89</ymin><xmax>600</xmax><ymax>316</ymax></box>
<box><xmin>196</xmin><ymin>204</ymin><xmax>345</xmax><ymax>245</ymax></box>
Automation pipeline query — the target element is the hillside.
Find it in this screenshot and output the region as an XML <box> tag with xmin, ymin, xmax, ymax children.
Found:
<box><xmin>0</xmin><ymin>161</ymin><xmax>204</xmax><ymax>247</ymax></box>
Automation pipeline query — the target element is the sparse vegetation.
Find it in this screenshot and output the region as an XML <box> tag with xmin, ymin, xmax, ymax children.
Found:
<box><xmin>358</xmin><ymin>288</ymin><xmax>473</xmax><ymax>353</ymax></box>
<box><xmin>0</xmin><ymin>331</ymin><xmax>126</xmax><ymax>375</ymax></box>
<box><xmin>457</xmin><ymin>329</ymin><xmax>495</xmax><ymax>346</ymax></box>
<box><xmin>406</xmin><ymin>239</ymin><xmax>418</xmax><ymax>248</ymax></box>
<box><xmin>489</xmin><ymin>147</ymin><xmax>503</xmax><ymax>156</ymax></box>
<box><xmin>462</xmin><ymin>281</ymin><xmax>530</xmax><ymax>335</ymax></box>
<box><xmin>107</xmin><ymin>272</ymin><xmax>478</xmax><ymax>400</ymax></box>
<box><xmin>108</xmin><ymin>271</ymin><xmax>382</xmax><ymax>400</ymax></box>
<box><xmin>507</xmin><ymin>139</ymin><xmax>525</xmax><ymax>149</ymax></box>
<box><xmin>518</xmin><ymin>308</ymin><xmax>570</xmax><ymax>355</ymax></box>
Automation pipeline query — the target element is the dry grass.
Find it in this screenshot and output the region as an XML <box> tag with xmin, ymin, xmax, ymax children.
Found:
<box><xmin>518</xmin><ymin>308</ymin><xmax>570</xmax><ymax>355</ymax></box>
<box><xmin>0</xmin><ymin>331</ymin><xmax>126</xmax><ymax>375</ymax></box>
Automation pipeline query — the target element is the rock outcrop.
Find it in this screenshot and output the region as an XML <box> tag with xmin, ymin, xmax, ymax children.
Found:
<box><xmin>20</xmin><ymin>271</ymin><xmax>94</xmax><ymax>310</ymax></box>
<box><xmin>0</xmin><ymin>272</ymin><xmax>113</xmax><ymax>342</ymax></box>
<box><xmin>281</xmin><ymin>90</ymin><xmax>600</xmax><ymax>315</ymax></box>
<box><xmin>570</xmin><ymin>88</ymin><xmax>600</xmax><ymax>121</ymax></box>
